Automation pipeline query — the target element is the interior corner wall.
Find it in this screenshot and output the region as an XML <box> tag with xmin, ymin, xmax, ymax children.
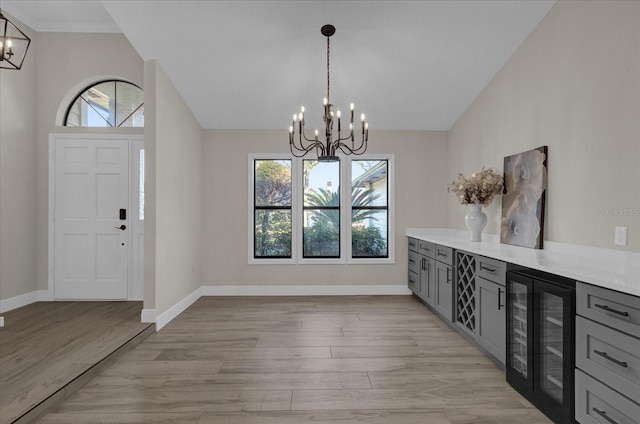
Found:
<box><xmin>201</xmin><ymin>129</ymin><xmax>448</xmax><ymax>288</ymax></box>
<box><xmin>144</xmin><ymin>60</ymin><xmax>203</xmax><ymax>315</ymax></box>
<box><xmin>0</xmin><ymin>12</ymin><xmax>38</xmax><ymax>302</ymax></box>
<box><xmin>447</xmin><ymin>0</ymin><xmax>640</xmax><ymax>251</ymax></box>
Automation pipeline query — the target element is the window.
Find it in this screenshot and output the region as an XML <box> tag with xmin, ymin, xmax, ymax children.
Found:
<box><xmin>253</xmin><ymin>159</ymin><xmax>292</xmax><ymax>258</ymax></box>
<box><xmin>249</xmin><ymin>154</ymin><xmax>394</xmax><ymax>264</ymax></box>
<box><xmin>64</xmin><ymin>80</ymin><xmax>144</xmax><ymax>127</ymax></box>
<box><xmin>351</xmin><ymin>160</ymin><xmax>388</xmax><ymax>258</ymax></box>
<box><xmin>303</xmin><ymin>160</ymin><xmax>340</xmax><ymax>258</ymax></box>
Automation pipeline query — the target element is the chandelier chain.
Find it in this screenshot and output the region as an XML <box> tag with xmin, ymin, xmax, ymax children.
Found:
<box><xmin>326</xmin><ymin>35</ymin><xmax>330</xmax><ymax>102</ymax></box>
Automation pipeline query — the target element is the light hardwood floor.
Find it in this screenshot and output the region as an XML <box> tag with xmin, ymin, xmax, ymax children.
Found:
<box><xmin>36</xmin><ymin>296</ymin><xmax>553</xmax><ymax>423</ymax></box>
<box><xmin>0</xmin><ymin>301</ymin><xmax>153</xmax><ymax>424</ymax></box>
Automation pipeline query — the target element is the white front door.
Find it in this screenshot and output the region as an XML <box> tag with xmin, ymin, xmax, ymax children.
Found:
<box><xmin>54</xmin><ymin>137</ymin><xmax>130</xmax><ymax>299</ymax></box>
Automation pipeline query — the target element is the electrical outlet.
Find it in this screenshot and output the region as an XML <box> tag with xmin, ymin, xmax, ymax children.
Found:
<box><xmin>614</xmin><ymin>226</ymin><xmax>628</xmax><ymax>246</ymax></box>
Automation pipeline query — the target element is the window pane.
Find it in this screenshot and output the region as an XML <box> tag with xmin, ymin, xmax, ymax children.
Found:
<box><xmin>85</xmin><ymin>81</ymin><xmax>116</xmax><ymax>126</ymax></box>
<box><xmin>116</xmin><ymin>82</ymin><xmax>145</xmax><ymax>127</ymax></box>
<box><xmin>352</xmin><ymin>210</ymin><xmax>388</xmax><ymax>257</ymax></box>
<box><xmin>303</xmin><ymin>209</ymin><xmax>339</xmax><ymax>257</ymax></box>
<box><xmin>352</xmin><ymin>160</ymin><xmax>387</xmax><ymax>206</ymax></box>
<box><xmin>255</xmin><ymin>160</ymin><xmax>291</xmax><ymax>206</ymax></box>
<box><xmin>304</xmin><ymin>160</ymin><xmax>339</xmax><ymax>206</ymax></box>
<box><xmin>255</xmin><ymin>210</ymin><xmax>292</xmax><ymax>257</ymax></box>
<box><xmin>139</xmin><ymin>149</ymin><xmax>145</xmax><ymax>220</ymax></box>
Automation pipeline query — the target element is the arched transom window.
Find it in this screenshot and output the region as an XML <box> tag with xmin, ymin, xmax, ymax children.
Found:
<box><xmin>64</xmin><ymin>80</ymin><xmax>144</xmax><ymax>127</ymax></box>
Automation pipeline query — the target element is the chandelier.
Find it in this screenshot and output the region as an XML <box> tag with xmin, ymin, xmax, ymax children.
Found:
<box><xmin>289</xmin><ymin>25</ymin><xmax>368</xmax><ymax>162</ymax></box>
<box><xmin>0</xmin><ymin>9</ymin><xmax>31</xmax><ymax>70</ymax></box>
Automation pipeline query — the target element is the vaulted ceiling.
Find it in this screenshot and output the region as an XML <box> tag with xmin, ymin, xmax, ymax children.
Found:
<box><xmin>2</xmin><ymin>0</ymin><xmax>555</xmax><ymax>130</ymax></box>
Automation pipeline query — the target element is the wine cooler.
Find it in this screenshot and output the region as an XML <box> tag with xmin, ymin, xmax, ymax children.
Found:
<box><xmin>506</xmin><ymin>267</ymin><xmax>576</xmax><ymax>424</ymax></box>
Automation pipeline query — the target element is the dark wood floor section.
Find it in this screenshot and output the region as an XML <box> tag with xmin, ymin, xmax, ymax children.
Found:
<box><xmin>0</xmin><ymin>301</ymin><xmax>153</xmax><ymax>424</ymax></box>
<box><xmin>34</xmin><ymin>296</ymin><xmax>552</xmax><ymax>424</ymax></box>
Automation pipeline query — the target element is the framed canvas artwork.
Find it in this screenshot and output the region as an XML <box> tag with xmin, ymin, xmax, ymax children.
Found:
<box><xmin>500</xmin><ymin>146</ymin><xmax>548</xmax><ymax>249</ymax></box>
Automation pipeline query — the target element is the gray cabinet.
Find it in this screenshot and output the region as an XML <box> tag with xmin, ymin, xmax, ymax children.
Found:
<box><xmin>575</xmin><ymin>282</ymin><xmax>640</xmax><ymax>424</ymax></box>
<box><xmin>435</xmin><ymin>248</ymin><xmax>453</xmax><ymax>322</ymax></box>
<box><xmin>418</xmin><ymin>240</ymin><xmax>436</xmax><ymax>306</ymax></box>
<box><xmin>420</xmin><ymin>255</ymin><xmax>436</xmax><ymax>306</ymax></box>
<box><xmin>476</xmin><ymin>276</ymin><xmax>506</xmax><ymax>364</ymax></box>
<box><xmin>408</xmin><ymin>238</ymin><xmax>436</xmax><ymax>306</ymax></box>
<box><xmin>408</xmin><ymin>238</ymin><xmax>419</xmax><ymax>294</ymax></box>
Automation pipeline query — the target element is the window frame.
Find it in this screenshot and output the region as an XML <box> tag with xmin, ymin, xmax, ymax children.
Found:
<box><xmin>248</xmin><ymin>153</ymin><xmax>395</xmax><ymax>265</ymax></box>
<box><xmin>63</xmin><ymin>79</ymin><xmax>144</xmax><ymax>128</ymax></box>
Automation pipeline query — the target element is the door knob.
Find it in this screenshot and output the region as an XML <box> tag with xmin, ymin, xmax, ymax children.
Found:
<box><xmin>114</xmin><ymin>225</ymin><xmax>126</xmax><ymax>230</ymax></box>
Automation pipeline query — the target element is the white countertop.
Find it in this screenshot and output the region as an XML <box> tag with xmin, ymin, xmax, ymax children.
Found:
<box><xmin>406</xmin><ymin>228</ymin><xmax>640</xmax><ymax>297</ymax></box>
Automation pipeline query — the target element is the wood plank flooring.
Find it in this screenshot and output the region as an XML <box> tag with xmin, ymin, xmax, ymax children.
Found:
<box><xmin>36</xmin><ymin>296</ymin><xmax>553</xmax><ymax>423</ymax></box>
<box><xmin>0</xmin><ymin>301</ymin><xmax>152</xmax><ymax>424</ymax></box>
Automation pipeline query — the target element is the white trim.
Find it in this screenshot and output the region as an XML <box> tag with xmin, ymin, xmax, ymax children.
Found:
<box><xmin>201</xmin><ymin>285</ymin><xmax>411</xmax><ymax>296</ymax></box>
<box><xmin>0</xmin><ymin>317</ymin><xmax>4</xmax><ymax>327</ymax></box>
<box><xmin>141</xmin><ymin>309</ymin><xmax>156</xmax><ymax>323</ymax></box>
<box><xmin>154</xmin><ymin>287</ymin><xmax>202</xmax><ymax>331</ymax></box>
<box><xmin>0</xmin><ymin>290</ymin><xmax>51</xmax><ymax>313</ymax></box>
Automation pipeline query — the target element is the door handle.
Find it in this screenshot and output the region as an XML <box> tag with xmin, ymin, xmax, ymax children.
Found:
<box><xmin>498</xmin><ymin>288</ymin><xmax>503</xmax><ymax>310</ymax></box>
<box><xmin>114</xmin><ymin>225</ymin><xmax>127</xmax><ymax>230</ymax></box>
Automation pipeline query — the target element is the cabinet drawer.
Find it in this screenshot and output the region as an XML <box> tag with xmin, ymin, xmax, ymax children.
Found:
<box><xmin>435</xmin><ymin>245</ymin><xmax>453</xmax><ymax>265</ymax></box>
<box><xmin>576</xmin><ymin>369</ymin><xmax>640</xmax><ymax>424</ymax></box>
<box><xmin>576</xmin><ymin>316</ymin><xmax>640</xmax><ymax>401</ymax></box>
<box><xmin>418</xmin><ymin>240</ymin><xmax>435</xmax><ymax>258</ymax></box>
<box><xmin>476</xmin><ymin>256</ymin><xmax>506</xmax><ymax>286</ymax></box>
<box><xmin>408</xmin><ymin>250</ymin><xmax>419</xmax><ymax>274</ymax></box>
<box><xmin>408</xmin><ymin>237</ymin><xmax>418</xmax><ymax>253</ymax></box>
<box><xmin>577</xmin><ymin>282</ymin><xmax>640</xmax><ymax>338</ymax></box>
<box><xmin>408</xmin><ymin>271</ymin><xmax>418</xmax><ymax>293</ymax></box>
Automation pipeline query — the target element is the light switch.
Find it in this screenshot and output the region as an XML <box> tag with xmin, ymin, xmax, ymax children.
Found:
<box><xmin>614</xmin><ymin>226</ymin><xmax>627</xmax><ymax>246</ymax></box>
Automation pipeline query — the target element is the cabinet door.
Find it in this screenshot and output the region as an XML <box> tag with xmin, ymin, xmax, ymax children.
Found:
<box><xmin>435</xmin><ymin>261</ymin><xmax>453</xmax><ymax>322</ymax></box>
<box><xmin>476</xmin><ymin>276</ymin><xmax>506</xmax><ymax>364</ymax></box>
<box><xmin>420</xmin><ymin>256</ymin><xmax>436</xmax><ymax>307</ymax></box>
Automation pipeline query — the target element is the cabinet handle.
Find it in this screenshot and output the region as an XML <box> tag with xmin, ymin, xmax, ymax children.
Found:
<box><xmin>498</xmin><ymin>288</ymin><xmax>503</xmax><ymax>311</ymax></box>
<box><xmin>446</xmin><ymin>268</ymin><xmax>451</xmax><ymax>283</ymax></box>
<box><xmin>593</xmin><ymin>350</ymin><xmax>628</xmax><ymax>368</ymax></box>
<box><xmin>594</xmin><ymin>304</ymin><xmax>629</xmax><ymax>317</ymax></box>
<box><xmin>421</xmin><ymin>257</ymin><xmax>426</xmax><ymax>271</ymax></box>
<box><xmin>438</xmin><ymin>251</ymin><xmax>447</xmax><ymax>257</ymax></box>
<box><xmin>480</xmin><ymin>265</ymin><xmax>496</xmax><ymax>274</ymax></box>
<box><xmin>592</xmin><ymin>407</ymin><xmax>619</xmax><ymax>424</ymax></box>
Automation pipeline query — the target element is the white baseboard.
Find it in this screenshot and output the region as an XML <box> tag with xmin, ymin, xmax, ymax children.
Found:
<box><xmin>201</xmin><ymin>284</ymin><xmax>412</xmax><ymax>296</ymax></box>
<box><xmin>141</xmin><ymin>309</ymin><xmax>156</xmax><ymax>323</ymax></box>
<box><xmin>0</xmin><ymin>290</ymin><xmax>51</xmax><ymax>313</ymax></box>
<box><xmin>0</xmin><ymin>316</ymin><xmax>4</xmax><ymax>327</ymax></box>
<box><xmin>154</xmin><ymin>287</ymin><xmax>202</xmax><ymax>331</ymax></box>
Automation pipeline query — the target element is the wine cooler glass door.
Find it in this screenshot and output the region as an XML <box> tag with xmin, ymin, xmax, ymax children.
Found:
<box><xmin>540</xmin><ymin>291</ymin><xmax>565</xmax><ymax>403</ymax></box>
<box><xmin>507</xmin><ymin>279</ymin><xmax>532</xmax><ymax>387</ymax></box>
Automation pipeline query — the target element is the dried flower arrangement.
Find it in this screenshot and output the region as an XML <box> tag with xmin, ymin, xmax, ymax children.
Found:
<box><xmin>448</xmin><ymin>167</ymin><xmax>504</xmax><ymax>206</ymax></box>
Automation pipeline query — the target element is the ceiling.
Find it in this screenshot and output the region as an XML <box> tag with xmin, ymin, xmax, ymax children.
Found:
<box><xmin>1</xmin><ymin>0</ymin><xmax>556</xmax><ymax>131</ymax></box>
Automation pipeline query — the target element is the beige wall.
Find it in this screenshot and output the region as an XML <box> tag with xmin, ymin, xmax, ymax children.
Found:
<box><xmin>201</xmin><ymin>129</ymin><xmax>448</xmax><ymax>287</ymax></box>
<box><xmin>145</xmin><ymin>61</ymin><xmax>203</xmax><ymax>314</ymax></box>
<box><xmin>447</xmin><ymin>0</ymin><xmax>640</xmax><ymax>252</ymax></box>
<box><xmin>0</xmin><ymin>13</ymin><xmax>38</xmax><ymax>301</ymax></box>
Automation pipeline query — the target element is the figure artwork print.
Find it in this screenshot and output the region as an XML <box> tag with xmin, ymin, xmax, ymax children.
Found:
<box><xmin>500</xmin><ymin>146</ymin><xmax>548</xmax><ymax>249</ymax></box>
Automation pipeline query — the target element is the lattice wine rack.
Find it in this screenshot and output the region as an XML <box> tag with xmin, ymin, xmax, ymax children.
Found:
<box><xmin>456</xmin><ymin>251</ymin><xmax>476</xmax><ymax>334</ymax></box>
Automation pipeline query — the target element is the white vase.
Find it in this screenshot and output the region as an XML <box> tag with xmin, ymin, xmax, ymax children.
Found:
<box><xmin>465</xmin><ymin>204</ymin><xmax>487</xmax><ymax>242</ymax></box>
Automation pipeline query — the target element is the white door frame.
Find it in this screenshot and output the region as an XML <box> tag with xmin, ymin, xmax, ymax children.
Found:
<box><xmin>48</xmin><ymin>133</ymin><xmax>144</xmax><ymax>300</ymax></box>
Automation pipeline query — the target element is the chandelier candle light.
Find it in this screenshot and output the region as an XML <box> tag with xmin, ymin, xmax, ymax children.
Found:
<box><xmin>289</xmin><ymin>24</ymin><xmax>368</xmax><ymax>162</ymax></box>
<box><xmin>0</xmin><ymin>9</ymin><xmax>31</xmax><ymax>70</ymax></box>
